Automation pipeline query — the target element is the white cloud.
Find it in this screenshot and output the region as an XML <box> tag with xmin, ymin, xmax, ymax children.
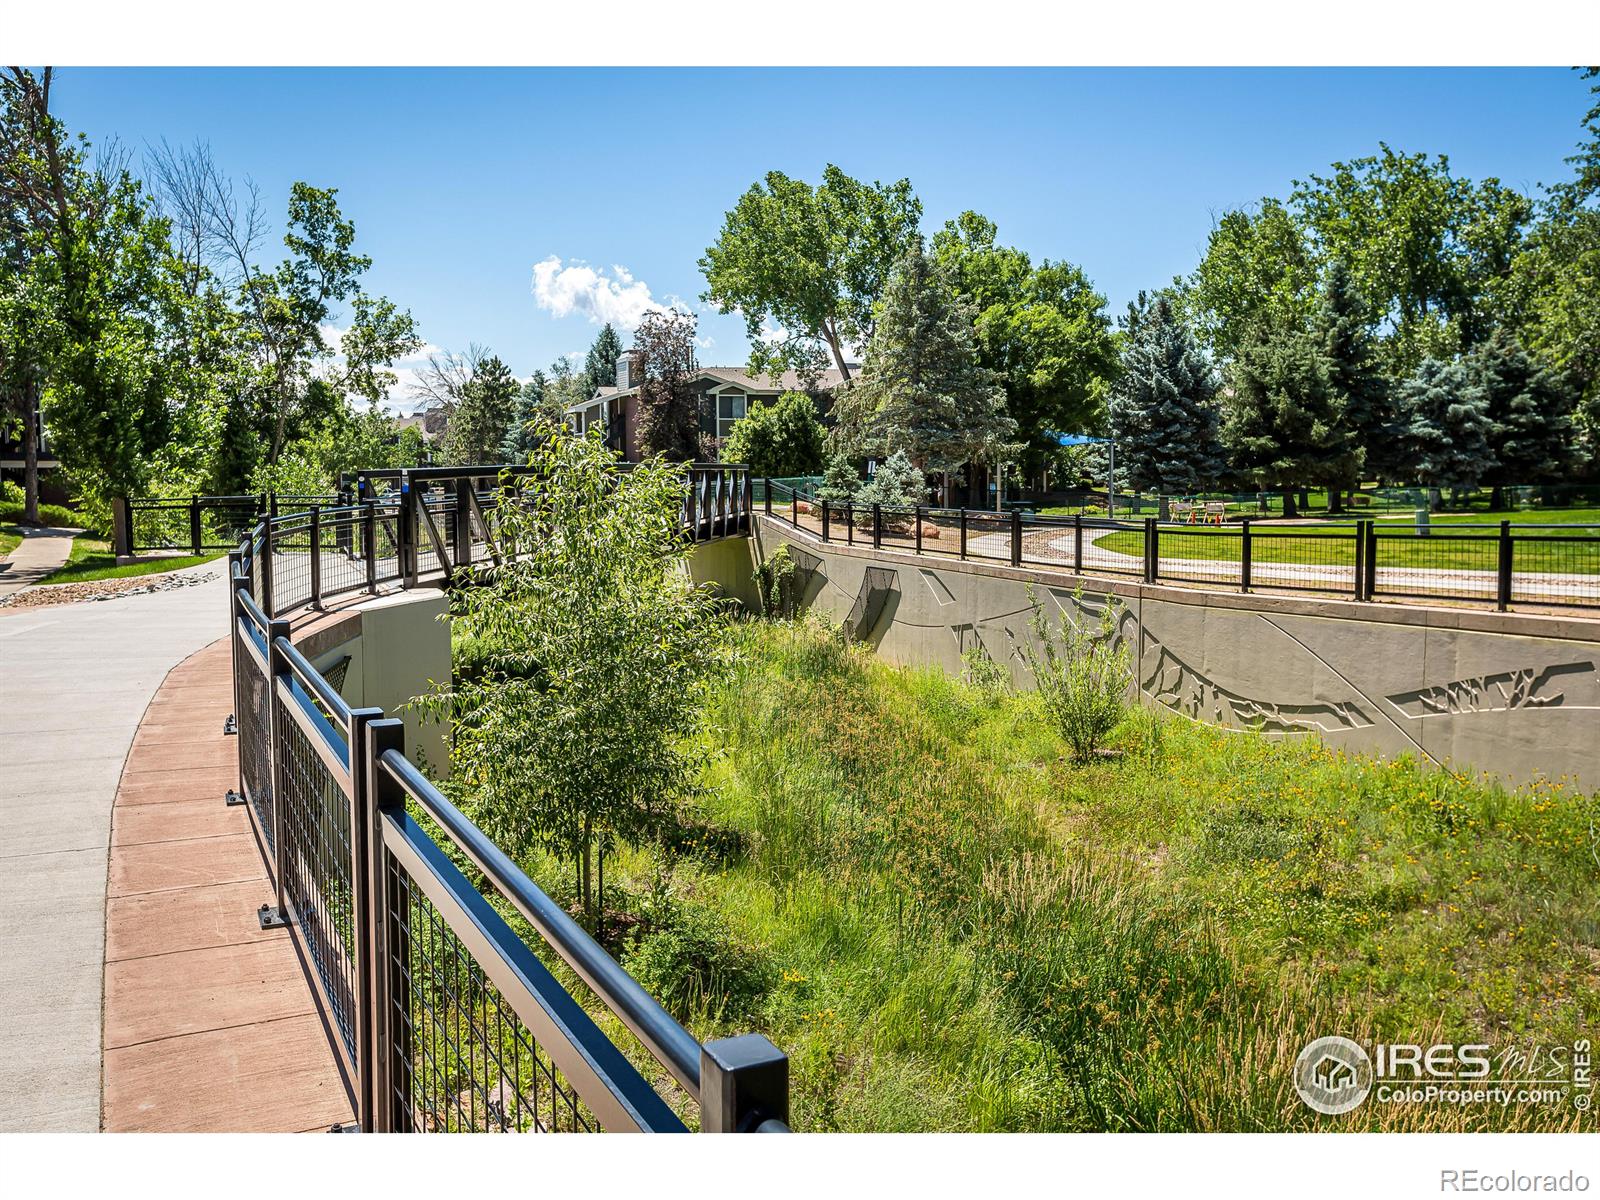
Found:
<box><xmin>531</xmin><ymin>256</ymin><xmax>669</xmax><ymax>330</ymax></box>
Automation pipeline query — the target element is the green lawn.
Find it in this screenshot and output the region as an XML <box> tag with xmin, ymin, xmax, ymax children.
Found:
<box><xmin>1089</xmin><ymin>513</ymin><xmax>1599</xmax><ymax>576</ymax></box>
<box><xmin>495</xmin><ymin>618</ymin><xmax>1593</xmax><ymax>1131</ymax></box>
<box><xmin>37</xmin><ymin>535</ymin><xmax>223</xmax><ymax>585</ymax></box>
<box><xmin>0</xmin><ymin>525</ymin><xmax>22</xmax><ymax>558</ymax></box>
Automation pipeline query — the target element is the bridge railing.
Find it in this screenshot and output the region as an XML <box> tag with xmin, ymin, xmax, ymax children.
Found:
<box><xmin>222</xmin><ymin>461</ymin><xmax>785</xmax><ymax>1133</ymax></box>
<box><xmin>762</xmin><ymin>480</ymin><xmax>1600</xmax><ymax>613</ymax></box>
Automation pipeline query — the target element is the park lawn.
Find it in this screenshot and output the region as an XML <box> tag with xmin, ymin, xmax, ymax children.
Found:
<box><xmin>0</xmin><ymin>525</ymin><xmax>22</xmax><ymax>558</ymax></box>
<box><xmin>507</xmin><ymin>618</ymin><xmax>1594</xmax><ymax>1132</ymax></box>
<box><xmin>38</xmin><ymin>534</ymin><xmax>223</xmax><ymax>584</ymax></box>
<box><xmin>1090</xmin><ymin>516</ymin><xmax>1599</xmax><ymax>575</ymax></box>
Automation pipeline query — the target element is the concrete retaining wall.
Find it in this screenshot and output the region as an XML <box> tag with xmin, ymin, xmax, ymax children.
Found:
<box><xmin>756</xmin><ymin>515</ymin><xmax>1600</xmax><ymax>789</ymax></box>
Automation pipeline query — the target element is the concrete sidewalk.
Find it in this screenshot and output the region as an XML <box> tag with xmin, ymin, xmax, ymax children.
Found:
<box><xmin>0</xmin><ymin>559</ymin><xmax>228</xmax><ymax>1131</ymax></box>
<box><xmin>0</xmin><ymin>526</ymin><xmax>78</xmax><ymax>600</ymax></box>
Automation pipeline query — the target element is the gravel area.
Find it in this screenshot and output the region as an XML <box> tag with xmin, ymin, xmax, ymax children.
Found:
<box><xmin>0</xmin><ymin>560</ymin><xmax>224</xmax><ymax>610</ymax></box>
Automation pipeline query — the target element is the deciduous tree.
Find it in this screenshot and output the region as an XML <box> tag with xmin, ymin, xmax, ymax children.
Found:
<box><xmin>701</xmin><ymin>164</ymin><xmax>921</xmax><ymax>383</ymax></box>
<box><xmin>634</xmin><ymin>309</ymin><xmax>700</xmax><ymax>461</ymax></box>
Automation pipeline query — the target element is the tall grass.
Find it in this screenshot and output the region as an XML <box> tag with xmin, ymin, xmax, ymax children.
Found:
<box><xmin>518</xmin><ymin>615</ymin><xmax>1597</xmax><ymax>1131</ymax></box>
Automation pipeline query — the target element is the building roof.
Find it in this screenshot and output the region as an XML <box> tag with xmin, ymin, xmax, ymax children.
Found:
<box><xmin>568</xmin><ymin>365</ymin><xmax>853</xmax><ymax>413</ymax></box>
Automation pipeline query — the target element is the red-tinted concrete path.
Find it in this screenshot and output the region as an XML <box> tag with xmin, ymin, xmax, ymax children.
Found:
<box><xmin>101</xmin><ymin>638</ymin><xmax>354</xmax><ymax>1132</ymax></box>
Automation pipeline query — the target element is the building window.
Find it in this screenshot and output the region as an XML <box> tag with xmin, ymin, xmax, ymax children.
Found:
<box><xmin>717</xmin><ymin>391</ymin><xmax>746</xmax><ymax>438</ymax></box>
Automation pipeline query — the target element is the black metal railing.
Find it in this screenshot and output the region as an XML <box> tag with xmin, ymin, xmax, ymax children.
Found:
<box><xmin>222</xmin><ymin>464</ymin><xmax>785</xmax><ymax>1133</ymax></box>
<box><xmin>762</xmin><ymin>481</ymin><xmax>1600</xmax><ymax>613</ymax></box>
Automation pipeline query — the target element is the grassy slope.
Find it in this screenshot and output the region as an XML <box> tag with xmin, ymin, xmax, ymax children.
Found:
<box><xmin>37</xmin><ymin>535</ymin><xmax>221</xmax><ymax>584</ymax></box>
<box><xmin>593</xmin><ymin>619</ymin><xmax>1595</xmax><ymax>1132</ymax></box>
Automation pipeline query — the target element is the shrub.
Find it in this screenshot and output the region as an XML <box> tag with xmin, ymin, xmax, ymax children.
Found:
<box><xmin>622</xmin><ymin>900</ymin><xmax>774</xmax><ymax>1024</ymax></box>
<box><xmin>814</xmin><ymin>452</ymin><xmax>861</xmax><ymax>505</ymax></box>
<box><xmin>1019</xmin><ymin>584</ymin><xmax>1130</xmax><ymax>761</ymax></box>
<box><xmin>753</xmin><ymin>544</ymin><xmax>799</xmax><ymax>617</ymax></box>
<box><xmin>721</xmin><ymin>391</ymin><xmax>827</xmax><ymax>477</ymax></box>
<box><xmin>962</xmin><ymin>641</ymin><xmax>1011</xmax><ymax>702</ymax></box>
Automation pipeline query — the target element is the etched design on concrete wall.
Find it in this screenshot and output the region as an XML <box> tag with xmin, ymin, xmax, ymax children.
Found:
<box><xmin>1388</xmin><ymin>661</ymin><xmax>1598</xmax><ymax>718</ymax></box>
<box><xmin>846</xmin><ymin>567</ymin><xmax>899</xmax><ymax>640</ymax></box>
<box><xmin>921</xmin><ymin>569</ymin><xmax>958</xmax><ymax>608</ymax></box>
<box><xmin>1136</xmin><ymin>627</ymin><xmax>1375</xmax><ymax>735</ymax></box>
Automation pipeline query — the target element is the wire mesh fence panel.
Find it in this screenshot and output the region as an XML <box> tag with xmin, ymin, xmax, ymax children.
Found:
<box><xmin>1073</xmin><ymin>518</ymin><xmax>1146</xmax><ymax>578</ymax></box>
<box><xmin>1245</xmin><ymin>528</ymin><xmax>1359</xmax><ymax>595</ymax></box>
<box><xmin>276</xmin><ymin>698</ymin><xmax>358</xmax><ymax>1068</ymax></box>
<box><xmin>960</xmin><ymin>512</ymin><xmax>1012</xmax><ymax>563</ymax></box>
<box><xmin>270</xmin><ymin>518</ymin><xmax>315</xmax><ymax>612</ymax></box>
<box><xmin>385</xmin><ymin>851</ymin><xmax>595</xmax><ymax>1133</ymax></box>
<box><xmin>873</xmin><ymin>505</ymin><xmax>921</xmax><ymax>555</ymax></box>
<box><xmin>237</xmin><ymin>630</ymin><xmax>275</xmax><ymax>850</ymax></box>
<box><xmin>1151</xmin><ymin>526</ymin><xmax>1245</xmax><ymax>588</ymax></box>
<box><xmin>373</xmin><ymin>509</ymin><xmax>404</xmax><ymax>585</ymax></box>
<box><xmin>316</xmin><ymin>510</ymin><xmax>369</xmax><ymax>600</ymax></box>
<box><xmin>1511</xmin><ymin>530</ymin><xmax>1600</xmax><ymax>608</ymax></box>
<box><xmin>1371</xmin><ymin>531</ymin><xmax>1498</xmax><ymax>604</ymax></box>
<box><xmin>128</xmin><ymin>501</ymin><xmax>194</xmax><ymax>551</ymax></box>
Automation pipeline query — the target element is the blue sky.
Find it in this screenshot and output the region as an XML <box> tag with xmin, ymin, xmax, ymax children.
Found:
<box><xmin>51</xmin><ymin>67</ymin><xmax>1593</xmax><ymax>411</ymax></box>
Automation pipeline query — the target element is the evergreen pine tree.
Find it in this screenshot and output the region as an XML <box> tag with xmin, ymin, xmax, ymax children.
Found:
<box><xmin>1469</xmin><ymin>329</ymin><xmax>1577</xmax><ymax>499</ymax></box>
<box><xmin>815</xmin><ymin>451</ymin><xmax>861</xmax><ymax>505</ymax></box>
<box><xmin>857</xmin><ymin>449</ymin><xmax>927</xmax><ymax>510</ymax></box>
<box><xmin>585</xmin><ymin>323</ymin><xmax>624</xmax><ymax>389</ymax></box>
<box><xmin>1221</xmin><ymin>316</ymin><xmax>1362</xmax><ymax>516</ymax></box>
<box><xmin>1104</xmin><ymin>292</ymin><xmax>1226</xmax><ymax>495</ymax></box>
<box><xmin>500</xmin><ymin>369</ymin><xmax>550</xmax><ymax>462</ymax></box>
<box><xmin>1392</xmin><ymin>357</ymin><xmax>1496</xmax><ymax>496</ymax></box>
<box><xmin>833</xmin><ymin>242</ymin><xmax>1016</xmax><ymax>478</ymax></box>
<box><xmin>1318</xmin><ymin>261</ymin><xmax>1394</xmax><ymax>486</ymax></box>
<box><xmin>442</xmin><ymin>354</ymin><xmax>520</xmax><ymax>465</ymax></box>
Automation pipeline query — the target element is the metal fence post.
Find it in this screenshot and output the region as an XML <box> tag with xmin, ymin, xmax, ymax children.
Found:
<box><xmin>1363</xmin><ymin>520</ymin><xmax>1378</xmax><ymax>601</ymax></box>
<box><xmin>1073</xmin><ymin>514</ymin><xmax>1084</xmax><ymax>575</ymax></box>
<box><xmin>763</xmin><ymin>477</ymin><xmax>772</xmax><ymax>517</ymax></box>
<box><xmin>914</xmin><ymin>505</ymin><xmax>923</xmax><ymax>554</ymax></box>
<box><xmin>1010</xmin><ymin>509</ymin><xmax>1022</xmax><ymax>567</ymax></box>
<box><xmin>846</xmin><ymin>502</ymin><xmax>854</xmax><ymax>546</ymax></box>
<box><xmin>1497</xmin><ymin>520</ymin><xmax>1513</xmax><ymax>611</ymax></box>
<box><xmin>346</xmin><ymin>706</ymin><xmax>388</xmax><ymax>1132</ymax></box>
<box><xmin>1355</xmin><ymin>521</ymin><xmax>1368</xmax><ymax>599</ymax></box>
<box><xmin>226</xmin><ymin>550</ymin><xmax>245</xmax><ymax>800</ymax></box>
<box><xmin>1144</xmin><ymin>517</ymin><xmax>1158</xmax><ymax>583</ymax></box>
<box><xmin>959</xmin><ymin>508</ymin><xmax>968</xmax><ymax>560</ymax></box>
<box><xmin>453</xmin><ymin>479</ymin><xmax>473</xmax><ymax>571</ymax></box>
<box><xmin>364</xmin><ymin>501</ymin><xmax>378</xmax><ymax>593</ymax></box>
<box><xmin>112</xmin><ymin>496</ymin><xmax>134</xmax><ymax>558</ymax></box>
<box><xmin>821</xmin><ymin>499</ymin><xmax>830</xmax><ymax>542</ymax></box>
<box><xmin>260</xmin><ymin>519</ymin><xmax>276</xmax><ymax>618</ymax></box>
<box><xmin>1240</xmin><ymin>518</ymin><xmax>1252</xmax><ymax>593</ymax></box>
<box><xmin>362</xmin><ymin>717</ymin><xmax>409</xmax><ymax>1133</ymax></box>
<box><xmin>872</xmin><ymin>504</ymin><xmax>882</xmax><ymax>550</ymax></box>
<box><xmin>700</xmin><ymin>1034</ymin><xmax>789</xmax><ymax>1132</ymax></box>
<box><xmin>742</xmin><ymin>470</ymin><xmax>753</xmax><ymax>534</ymax></box>
<box><xmin>309</xmin><ymin>506</ymin><xmax>323</xmax><ymax>608</ymax></box>
<box><xmin>260</xmin><ymin>617</ymin><xmax>293</xmax><ymax>930</ymax></box>
<box><xmin>190</xmin><ymin>496</ymin><xmax>203</xmax><ymax>556</ymax></box>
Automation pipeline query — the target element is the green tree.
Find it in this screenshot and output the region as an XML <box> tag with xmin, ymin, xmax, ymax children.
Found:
<box><xmin>1187</xmin><ymin>198</ymin><xmax>1320</xmax><ymax>363</ymax></box>
<box><xmin>814</xmin><ymin>451</ymin><xmax>861</xmax><ymax>505</ymax></box>
<box><xmin>832</xmin><ymin>242</ymin><xmax>1016</xmax><ymax>496</ymax></box>
<box><xmin>932</xmin><ymin>212</ymin><xmax>1118</xmax><ymax>480</ymax></box>
<box><xmin>0</xmin><ymin>68</ymin><xmax>178</xmax><ymax>518</ymax></box>
<box><xmin>1221</xmin><ymin>317</ymin><xmax>1361</xmax><ymax>516</ymax></box>
<box><xmin>701</xmin><ymin>164</ymin><xmax>922</xmax><ymax>383</ymax></box>
<box><xmin>634</xmin><ymin>309</ymin><xmax>700</xmax><ymax>461</ymax></box>
<box><xmin>1104</xmin><ymin>292</ymin><xmax>1225</xmax><ymax>495</ymax></box>
<box><xmin>1392</xmin><ymin>357</ymin><xmax>1496</xmax><ymax>500</ymax></box>
<box><xmin>441</xmin><ymin>353</ymin><xmax>518</xmax><ymax>465</ymax></box>
<box><xmin>1469</xmin><ymin>329</ymin><xmax>1578</xmax><ymax>497</ymax></box>
<box><xmin>585</xmin><ymin>323</ymin><xmax>623</xmax><ymax>389</ymax></box>
<box><xmin>719</xmin><ymin>390</ymin><xmax>826</xmax><ymax>477</ymax></box>
<box><xmin>857</xmin><ymin>448</ymin><xmax>926</xmax><ymax>517</ymax></box>
<box><xmin>1317</xmin><ymin>260</ymin><xmax>1394</xmax><ymax>486</ymax></box>
<box><xmin>501</xmin><ymin>369</ymin><xmax>550</xmax><ymax>462</ymax></box>
<box><xmin>417</xmin><ymin>425</ymin><xmax>728</xmax><ymax>919</ymax></box>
